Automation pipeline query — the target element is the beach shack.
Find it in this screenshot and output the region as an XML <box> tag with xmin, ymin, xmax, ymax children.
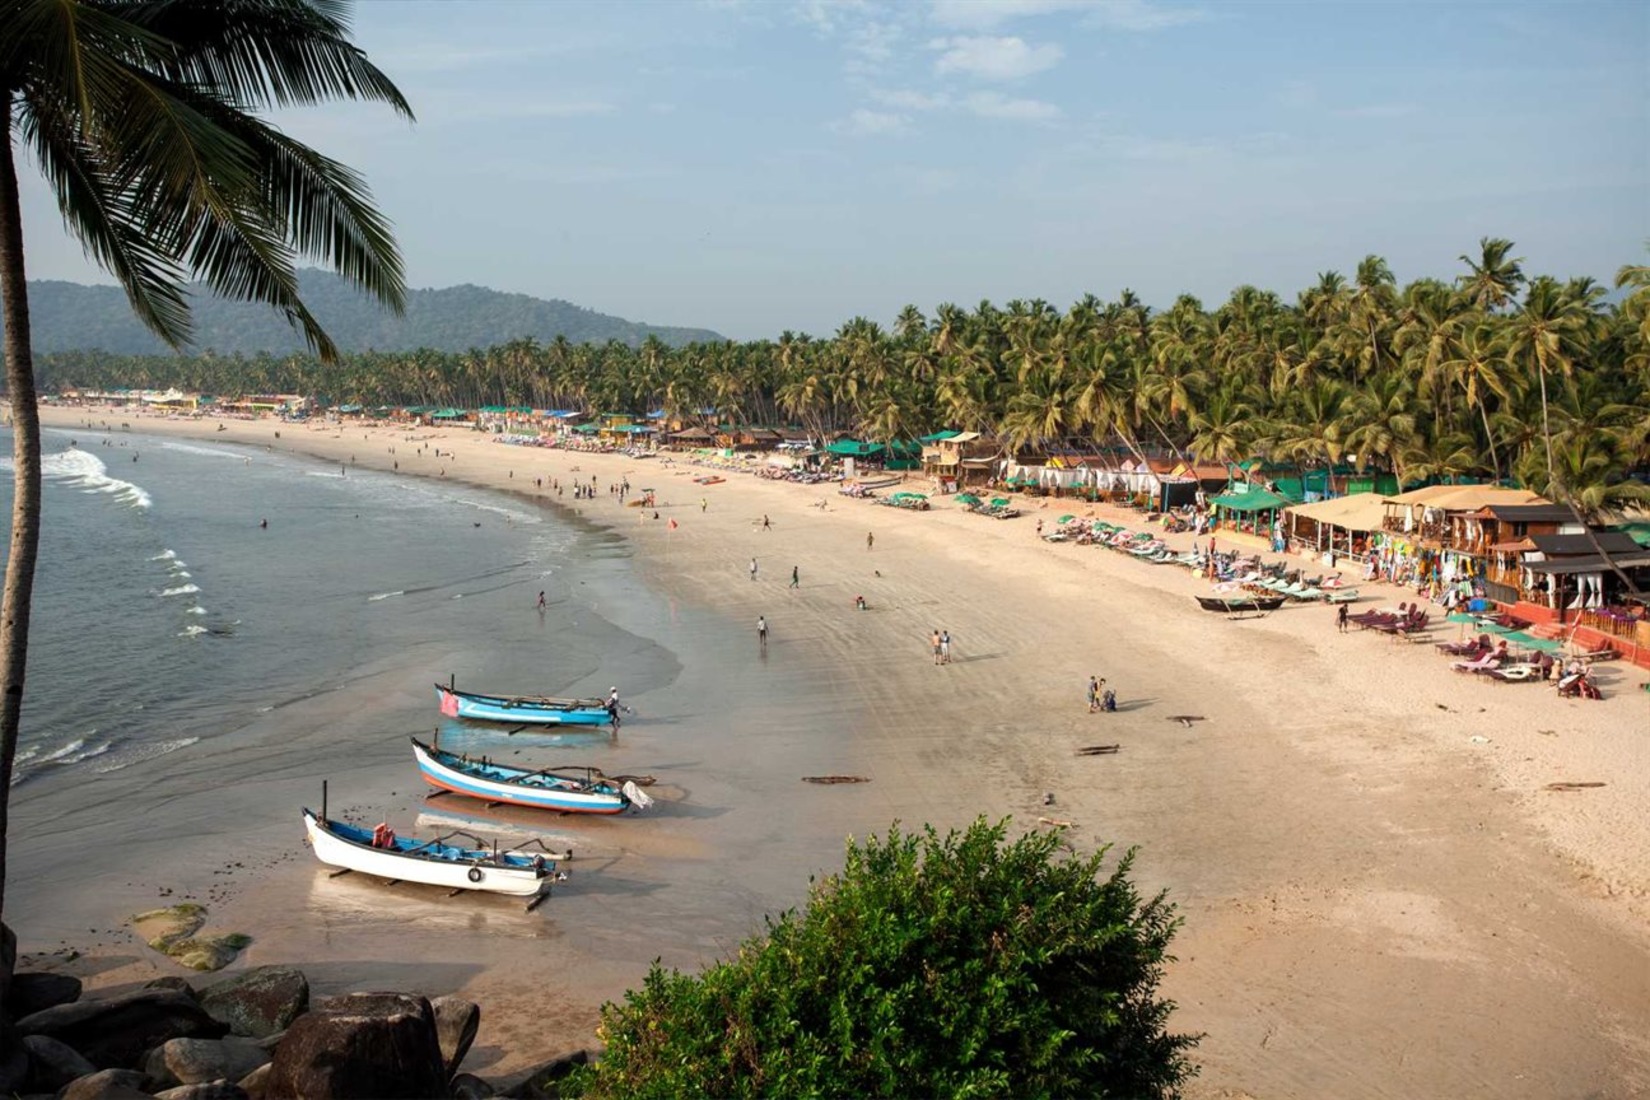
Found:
<box><xmin>1283</xmin><ymin>492</ymin><xmax>1388</xmax><ymax>560</ymax></box>
<box><xmin>1374</xmin><ymin>485</ymin><xmax>1547</xmax><ymax>588</ymax></box>
<box><xmin>921</xmin><ymin>431</ymin><xmax>994</xmax><ymax>492</ymax></box>
<box><xmin>1210</xmin><ymin>484</ymin><xmax>1292</xmax><ymax>540</ymax></box>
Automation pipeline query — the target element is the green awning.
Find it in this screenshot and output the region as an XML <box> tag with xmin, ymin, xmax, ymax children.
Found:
<box><xmin>1210</xmin><ymin>487</ymin><xmax>1291</xmax><ymax>513</ymax></box>
<box><xmin>919</xmin><ymin>430</ymin><xmax>960</xmax><ymax>443</ymax></box>
<box><xmin>825</xmin><ymin>439</ymin><xmax>882</xmax><ymax>457</ymax></box>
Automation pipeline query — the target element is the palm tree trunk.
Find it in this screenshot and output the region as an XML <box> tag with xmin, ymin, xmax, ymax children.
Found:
<box><xmin>1478</xmin><ymin>401</ymin><xmax>1502</xmax><ymax>482</ymax></box>
<box><xmin>0</xmin><ymin>112</ymin><xmax>44</xmax><ymax>927</ymax></box>
<box><xmin>1537</xmin><ymin>359</ymin><xmax>1555</xmax><ymax>493</ymax></box>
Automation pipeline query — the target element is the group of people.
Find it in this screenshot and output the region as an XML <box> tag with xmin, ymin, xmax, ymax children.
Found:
<box><xmin>929</xmin><ymin>629</ymin><xmax>953</xmax><ymax>665</ymax></box>
<box><xmin>1086</xmin><ymin>675</ymin><xmax>1116</xmax><ymax>713</ymax></box>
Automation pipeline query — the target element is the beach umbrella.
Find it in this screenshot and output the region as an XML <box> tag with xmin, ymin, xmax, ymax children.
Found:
<box><xmin>955</xmin><ymin>492</ymin><xmax>981</xmax><ymax>505</ymax></box>
<box><xmin>990</xmin><ymin>497</ymin><xmax>1010</xmax><ymax>508</ymax></box>
<box><xmin>1057</xmin><ymin>514</ymin><xmax>1075</xmax><ymax>523</ymax></box>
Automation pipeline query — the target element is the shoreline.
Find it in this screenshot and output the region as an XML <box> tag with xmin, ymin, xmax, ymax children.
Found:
<box><xmin>24</xmin><ymin>406</ymin><xmax>1650</xmax><ymax>1097</ymax></box>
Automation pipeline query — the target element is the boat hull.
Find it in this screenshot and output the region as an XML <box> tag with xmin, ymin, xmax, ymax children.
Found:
<box><xmin>413</xmin><ymin>740</ymin><xmax>628</xmax><ymax>814</ymax></box>
<box><xmin>437</xmin><ymin>685</ymin><xmax>610</xmax><ymax>726</ymax></box>
<box><xmin>303</xmin><ymin>810</ymin><xmax>551</xmax><ymax>897</ymax></box>
<box><xmin>1195</xmin><ymin>595</ymin><xmax>1285</xmax><ymax>613</ymax></box>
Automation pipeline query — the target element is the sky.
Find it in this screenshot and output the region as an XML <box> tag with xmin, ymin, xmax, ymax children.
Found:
<box><xmin>17</xmin><ymin>0</ymin><xmax>1650</xmax><ymax>341</ymax></box>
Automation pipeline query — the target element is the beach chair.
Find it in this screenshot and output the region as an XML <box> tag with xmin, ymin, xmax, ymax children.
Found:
<box><xmin>1483</xmin><ymin>663</ymin><xmax>1542</xmax><ymax>683</ymax></box>
<box><xmin>1452</xmin><ymin>651</ymin><xmax>1503</xmax><ymax>673</ymax></box>
<box><xmin>1324</xmin><ymin>589</ymin><xmax>1360</xmax><ymax>604</ymax></box>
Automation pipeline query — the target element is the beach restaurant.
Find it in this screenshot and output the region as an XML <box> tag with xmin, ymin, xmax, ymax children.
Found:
<box><xmin>1209</xmin><ymin>483</ymin><xmax>1293</xmax><ymax>538</ymax></box>
<box><xmin>1283</xmin><ymin>492</ymin><xmax>1387</xmax><ymax>559</ymax></box>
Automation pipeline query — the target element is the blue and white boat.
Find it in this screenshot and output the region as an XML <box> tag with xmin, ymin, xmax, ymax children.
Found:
<box><xmin>436</xmin><ymin>682</ymin><xmax>611</xmax><ymax>726</ymax></box>
<box><xmin>412</xmin><ymin>737</ymin><xmax>653</xmax><ymax>815</ymax></box>
<box><xmin>302</xmin><ymin>801</ymin><xmax>569</xmax><ymax>904</ymax></box>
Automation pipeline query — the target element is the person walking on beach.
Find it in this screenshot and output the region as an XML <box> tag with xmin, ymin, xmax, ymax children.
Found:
<box><xmin>757</xmin><ymin>615</ymin><xmax>768</xmax><ymax>648</ymax></box>
<box><xmin>762</xmin><ymin>514</ymin><xmax>772</xmax><ymax>532</ymax></box>
<box><xmin>931</xmin><ymin>629</ymin><xmax>942</xmax><ymax>665</ymax></box>
<box><xmin>867</xmin><ymin>531</ymin><xmax>875</xmax><ymax>550</ymax></box>
<box><xmin>790</xmin><ymin>565</ymin><xmax>799</xmax><ymax>589</ymax></box>
<box><xmin>940</xmin><ymin>630</ymin><xmax>952</xmax><ymax>665</ymax></box>
<box><xmin>750</xmin><ymin>557</ymin><xmax>759</xmax><ymax>582</ymax></box>
<box><xmin>1088</xmin><ymin>675</ymin><xmax>1100</xmax><ymax>713</ymax></box>
<box><xmin>701</xmin><ymin>497</ymin><xmax>708</xmax><ymax>513</ymax></box>
<box><xmin>537</xmin><ymin>590</ymin><xmax>547</xmax><ymax>611</ymax></box>
<box><xmin>1336</xmin><ymin>603</ymin><xmax>1349</xmax><ymax>633</ymax></box>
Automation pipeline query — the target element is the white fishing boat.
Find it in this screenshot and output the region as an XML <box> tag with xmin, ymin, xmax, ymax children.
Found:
<box><xmin>303</xmin><ymin>797</ymin><xmax>568</xmax><ymax>907</ymax></box>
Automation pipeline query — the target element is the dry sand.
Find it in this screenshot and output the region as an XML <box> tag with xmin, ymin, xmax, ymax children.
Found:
<box><xmin>31</xmin><ymin>407</ymin><xmax>1650</xmax><ymax>1098</ymax></box>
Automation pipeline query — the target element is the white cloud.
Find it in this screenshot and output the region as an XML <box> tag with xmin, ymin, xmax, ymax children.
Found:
<box><xmin>928</xmin><ymin>0</ymin><xmax>1203</xmax><ymax>32</ymax></box>
<box><xmin>964</xmin><ymin>90</ymin><xmax>1061</xmax><ymax>121</ymax></box>
<box><xmin>870</xmin><ymin>87</ymin><xmax>953</xmax><ymax>111</ymax></box>
<box><xmin>833</xmin><ymin>108</ymin><xmax>911</xmax><ymax>135</ymax></box>
<box><xmin>931</xmin><ymin>35</ymin><xmax>1063</xmax><ymax>81</ymax></box>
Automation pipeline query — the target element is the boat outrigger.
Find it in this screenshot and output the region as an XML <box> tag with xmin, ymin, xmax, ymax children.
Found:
<box><xmin>436</xmin><ymin>682</ymin><xmax>610</xmax><ymax>726</ymax></box>
<box><xmin>303</xmin><ymin>785</ymin><xmax>570</xmax><ymax>910</ymax></box>
<box><xmin>412</xmin><ymin>737</ymin><xmax>654</xmax><ymax>814</ymax></box>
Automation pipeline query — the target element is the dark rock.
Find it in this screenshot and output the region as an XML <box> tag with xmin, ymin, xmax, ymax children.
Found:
<box><xmin>0</xmin><ymin>1018</ymin><xmax>27</xmax><ymax>1095</ymax></box>
<box><xmin>21</xmin><ymin>1033</ymin><xmax>97</xmax><ymax>1091</ymax></box>
<box><xmin>264</xmin><ymin>992</ymin><xmax>445</xmax><ymax>1100</ymax></box>
<box><xmin>154</xmin><ymin>1082</ymin><xmax>252</xmax><ymax>1100</ymax></box>
<box><xmin>1</xmin><ymin>921</ymin><xmax>15</xmax><ymax>1003</ymax></box>
<box><xmin>502</xmin><ymin>1050</ymin><xmax>591</xmax><ymax>1099</ymax></box>
<box><xmin>146</xmin><ymin>976</ymin><xmax>198</xmax><ymax>998</ymax></box>
<box><xmin>237</xmin><ymin>1062</ymin><xmax>271</xmax><ymax>1100</ymax></box>
<box><xmin>253</xmin><ymin>1028</ymin><xmax>285</xmax><ymax>1054</ymax></box>
<box><xmin>8</xmin><ymin>971</ymin><xmax>83</xmax><ymax>1015</ymax></box>
<box><xmin>450</xmin><ymin>1072</ymin><xmax>496</xmax><ymax>1099</ymax></box>
<box><xmin>145</xmin><ymin>1036</ymin><xmax>268</xmax><ymax>1088</ymax></box>
<box><xmin>59</xmin><ymin>1067</ymin><xmax>153</xmax><ymax>1100</ymax></box>
<box><xmin>430</xmin><ymin>995</ymin><xmax>480</xmax><ymax>1079</ymax></box>
<box><xmin>17</xmin><ymin>988</ymin><xmax>227</xmax><ymax>1069</ymax></box>
<box><xmin>199</xmin><ymin>967</ymin><xmax>307</xmax><ymax>1039</ymax></box>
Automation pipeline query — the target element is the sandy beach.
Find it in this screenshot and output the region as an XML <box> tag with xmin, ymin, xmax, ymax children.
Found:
<box><xmin>22</xmin><ymin>405</ymin><xmax>1650</xmax><ymax>1098</ymax></box>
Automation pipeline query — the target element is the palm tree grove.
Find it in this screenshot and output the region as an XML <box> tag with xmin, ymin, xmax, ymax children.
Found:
<box><xmin>39</xmin><ymin>241</ymin><xmax>1650</xmax><ymax>511</ymax></box>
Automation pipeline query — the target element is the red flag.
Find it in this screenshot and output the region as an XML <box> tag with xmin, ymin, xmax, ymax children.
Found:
<box><xmin>668</xmin><ymin>518</ymin><xmax>678</xmax><ymax>531</ymax></box>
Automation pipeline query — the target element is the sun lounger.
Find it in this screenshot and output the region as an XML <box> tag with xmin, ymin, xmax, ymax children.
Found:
<box><xmin>1324</xmin><ymin>589</ymin><xmax>1360</xmax><ymax>604</ymax></box>
<box><xmin>1452</xmin><ymin>652</ymin><xmax>1503</xmax><ymax>673</ymax></box>
<box><xmin>1483</xmin><ymin>664</ymin><xmax>1542</xmax><ymax>682</ymax></box>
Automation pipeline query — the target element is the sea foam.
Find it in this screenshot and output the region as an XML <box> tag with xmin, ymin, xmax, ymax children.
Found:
<box><xmin>32</xmin><ymin>448</ymin><xmax>152</xmax><ymax>509</ymax></box>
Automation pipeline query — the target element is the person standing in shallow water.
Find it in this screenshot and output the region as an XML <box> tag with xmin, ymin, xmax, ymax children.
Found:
<box><xmin>757</xmin><ymin>615</ymin><xmax>768</xmax><ymax>648</ymax></box>
<box><xmin>750</xmin><ymin>557</ymin><xmax>759</xmax><ymax>582</ymax></box>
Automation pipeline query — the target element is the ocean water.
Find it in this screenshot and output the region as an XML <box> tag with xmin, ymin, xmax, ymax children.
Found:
<box><xmin>2</xmin><ymin>426</ymin><xmax>603</xmax><ymax>790</ymax></box>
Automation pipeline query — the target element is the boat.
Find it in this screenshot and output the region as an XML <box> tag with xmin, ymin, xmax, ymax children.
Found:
<box><xmin>1195</xmin><ymin>594</ymin><xmax>1286</xmax><ymax>614</ymax></box>
<box><xmin>302</xmin><ymin>795</ymin><xmax>569</xmax><ymax>908</ymax></box>
<box><xmin>436</xmin><ymin>683</ymin><xmax>610</xmax><ymax>726</ymax></box>
<box><xmin>412</xmin><ymin>737</ymin><xmax>654</xmax><ymax>814</ymax></box>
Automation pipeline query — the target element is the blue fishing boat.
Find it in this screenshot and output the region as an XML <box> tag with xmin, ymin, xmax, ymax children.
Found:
<box><xmin>412</xmin><ymin>737</ymin><xmax>653</xmax><ymax>814</ymax></box>
<box><xmin>436</xmin><ymin>682</ymin><xmax>610</xmax><ymax>726</ymax></box>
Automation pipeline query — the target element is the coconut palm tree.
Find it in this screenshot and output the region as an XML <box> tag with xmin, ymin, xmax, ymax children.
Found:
<box><xmin>0</xmin><ymin>0</ymin><xmax>409</xmax><ymax>925</ymax></box>
<box><xmin>1503</xmin><ymin>276</ymin><xmax>1595</xmax><ymax>492</ymax></box>
<box><xmin>1457</xmin><ymin>237</ymin><xmax>1525</xmax><ymax>312</ymax></box>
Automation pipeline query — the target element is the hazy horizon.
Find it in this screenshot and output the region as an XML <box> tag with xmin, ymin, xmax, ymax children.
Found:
<box><xmin>16</xmin><ymin>0</ymin><xmax>1647</xmax><ymax>341</ymax></box>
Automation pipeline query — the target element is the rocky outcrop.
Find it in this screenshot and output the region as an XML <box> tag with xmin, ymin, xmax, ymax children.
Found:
<box><xmin>199</xmin><ymin>967</ymin><xmax>308</xmax><ymax>1039</ymax></box>
<box><xmin>451</xmin><ymin>1072</ymin><xmax>497</xmax><ymax>1099</ymax></box>
<box><xmin>264</xmin><ymin>992</ymin><xmax>445</xmax><ymax>1099</ymax></box>
<box><xmin>431</xmin><ymin>995</ymin><xmax>481</xmax><ymax>1079</ymax></box>
<box><xmin>154</xmin><ymin>1081</ymin><xmax>253</xmax><ymax>1100</ymax></box>
<box><xmin>501</xmin><ymin>1050</ymin><xmax>591</xmax><ymax>1099</ymax></box>
<box><xmin>59</xmin><ymin>1067</ymin><xmax>154</xmax><ymax>1100</ymax></box>
<box><xmin>237</xmin><ymin>1061</ymin><xmax>271</xmax><ymax>1099</ymax></box>
<box><xmin>145</xmin><ymin>977</ymin><xmax>198</xmax><ymax>998</ymax></box>
<box><xmin>9</xmin><ymin>970</ymin><xmax>84</xmax><ymax>1015</ymax></box>
<box><xmin>144</xmin><ymin>1036</ymin><xmax>268</xmax><ymax>1089</ymax></box>
<box><xmin>21</xmin><ymin>1032</ymin><xmax>98</xmax><ymax>1092</ymax></box>
<box><xmin>17</xmin><ymin>988</ymin><xmax>228</xmax><ymax>1068</ymax></box>
<box><xmin>0</xmin><ymin>1018</ymin><xmax>27</xmax><ymax>1095</ymax></box>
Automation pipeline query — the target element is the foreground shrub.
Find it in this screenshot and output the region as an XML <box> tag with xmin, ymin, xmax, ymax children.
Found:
<box><xmin>567</xmin><ymin>817</ymin><xmax>1198</xmax><ymax>1098</ymax></box>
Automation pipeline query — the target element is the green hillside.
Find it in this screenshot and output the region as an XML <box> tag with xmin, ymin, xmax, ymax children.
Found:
<box><xmin>19</xmin><ymin>271</ymin><xmax>722</xmax><ymax>354</ymax></box>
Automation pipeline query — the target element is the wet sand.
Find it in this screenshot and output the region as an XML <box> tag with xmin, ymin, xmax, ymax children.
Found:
<box><xmin>27</xmin><ymin>407</ymin><xmax>1650</xmax><ymax>1098</ymax></box>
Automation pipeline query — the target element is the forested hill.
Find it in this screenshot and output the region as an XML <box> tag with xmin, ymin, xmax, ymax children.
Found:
<box><xmin>19</xmin><ymin>271</ymin><xmax>723</xmax><ymax>354</ymax></box>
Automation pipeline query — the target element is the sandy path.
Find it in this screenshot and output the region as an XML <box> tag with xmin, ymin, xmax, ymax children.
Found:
<box><xmin>38</xmin><ymin>408</ymin><xmax>1650</xmax><ymax>1098</ymax></box>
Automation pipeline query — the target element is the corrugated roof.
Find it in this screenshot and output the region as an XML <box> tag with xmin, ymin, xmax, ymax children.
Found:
<box><xmin>1479</xmin><ymin>503</ymin><xmax>1578</xmax><ymax>522</ymax></box>
<box><xmin>1525</xmin><ymin>554</ymin><xmax>1650</xmax><ymax>574</ymax></box>
<box><xmin>1529</xmin><ymin>532</ymin><xmax>1642</xmax><ymax>556</ymax></box>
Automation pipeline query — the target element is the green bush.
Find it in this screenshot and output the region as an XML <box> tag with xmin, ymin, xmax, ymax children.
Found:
<box><xmin>566</xmin><ymin>818</ymin><xmax>1198</xmax><ymax>1098</ymax></box>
